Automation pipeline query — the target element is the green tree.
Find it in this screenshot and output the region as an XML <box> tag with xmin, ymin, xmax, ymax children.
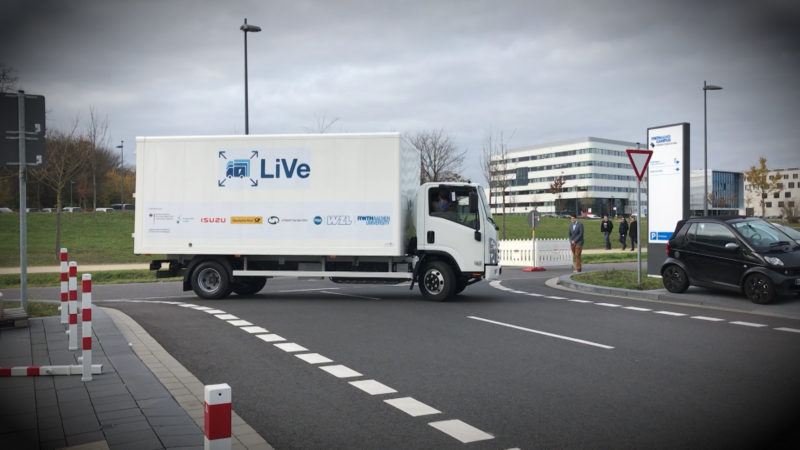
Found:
<box><xmin>744</xmin><ymin>157</ymin><xmax>782</xmax><ymax>218</ymax></box>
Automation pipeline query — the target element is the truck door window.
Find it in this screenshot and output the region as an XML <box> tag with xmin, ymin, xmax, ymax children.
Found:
<box><xmin>429</xmin><ymin>187</ymin><xmax>478</xmax><ymax>228</ymax></box>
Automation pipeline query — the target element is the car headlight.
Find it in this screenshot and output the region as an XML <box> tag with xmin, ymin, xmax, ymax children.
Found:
<box><xmin>764</xmin><ymin>256</ymin><xmax>784</xmax><ymax>267</ymax></box>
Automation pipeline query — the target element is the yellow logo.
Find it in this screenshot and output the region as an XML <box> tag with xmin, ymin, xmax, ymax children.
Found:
<box><xmin>230</xmin><ymin>216</ymin><xmax>263</xmax><ymax>225</ymax></box>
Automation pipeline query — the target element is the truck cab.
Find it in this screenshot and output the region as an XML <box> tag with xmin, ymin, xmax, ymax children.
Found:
<box><xmin>413</xmin><ymin>183</ymin><xmax>500</xmax><ymax>300</ymax></box>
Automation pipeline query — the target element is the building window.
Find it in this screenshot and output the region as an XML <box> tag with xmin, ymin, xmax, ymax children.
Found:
<box><xmin>790</xmin><ymin>182</ymin><xmax>796</xmax><ymax>189</ymax></box>
<box><xmin>773</xmin><ymin>192</ymin><xmax>780</xmax><ymax>198</ymax></box>
<box><xmin>786</xmin><ymin>192</ymin><xmax>792</xmax><ymax>198</ymax></box>
<box><xmin>778</xmin><ymin>201</ymin><xmax>785</xmax><ymax>207</ymax></box>
<box><xmin>766</xmin><ymin>202</ymin><xmax>772</xmax><ymax>207</ymax></box>
<box><xmin>790</xmin><ymin>201</ymin><xmax>796</xmax><ymax>207</ymax></box>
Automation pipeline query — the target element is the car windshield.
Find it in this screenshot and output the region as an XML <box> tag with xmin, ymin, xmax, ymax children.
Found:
<box><xmin>731</xmin><ymin>219</ymin><xmax>796</xmax><ymax>250</ymax></box>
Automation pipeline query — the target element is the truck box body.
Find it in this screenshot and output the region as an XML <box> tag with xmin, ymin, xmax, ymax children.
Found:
<box><xmin>134</xmin><ymin>133</ymin><xmax>419</xmax><ymax>257</ymax></box>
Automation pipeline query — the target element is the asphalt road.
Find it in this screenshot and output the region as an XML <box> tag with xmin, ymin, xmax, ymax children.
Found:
<box><xmin>5</xmin><ymin>270</ymin><xmax>800</xmax><ymax>449</ymax></box>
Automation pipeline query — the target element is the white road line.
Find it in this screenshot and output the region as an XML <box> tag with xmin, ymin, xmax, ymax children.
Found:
<box><xmin>256</xmin><ymin>334</ymin><xmax>285</xmax><ymax>343</ymax></box>
<box><xmin>278</xmin><ymin>288</ymin><xmax>341</xmax><ymax>293</ymax></box>
<box><xmin>730</xmin><ymin>321</ymin><xmax>768</xmax><ymax>328</ymax></box>
<box><xmin>274</xmin><ymin>342</ymin><xmax>306</xmax><ymax>352</ymax></box>
<box><xmin>546</xmin><ymin>296</ymin><xmax>567</xmax><ymax>300</ymax></box>
<box><xmin>190</xmin><ymin>305</ymin><xmax>213</xmax><ymax>310</ymax></box>
<box><xmin>596</xmin><ymin>302</ymin><xmax>621</xmax><ymax>308</ymax></box>
<box><xmin>179</xmin><ymin>303</ymin><xmax>198</xmax><ymax>308</ymax></box>
<box><xmin>624</xmin><ymin>306</ymin><xmax>651</xmax><ymax>312</ymax></box>
<box><xmin>467</xmin><ymin>316</ymin><xmax>614</xmax><ymax>350</ymax></box>
<box><xmin>654</xmin><ymin>311</ymin><xmax>686</xmax><ymax>317</ymax></box>
<box><xmin>215</xmin><ymin>314</ymin><xmax>239</xmax><ymax>320</ymax></box>
<box><xmin>228</xmin><ymin>319</ymin><xmax>253</xmax><ymax>327</ymax></box>
<box><xmin>349</xmin><ymin>379</ymin><xmax>397</xmax><ymax>396</ymax></box>
<box><xmin>691</xmin><ymin>316</ymin><xmax>725</xmax><ymax>322</ymax></box>
<box><xmin>428</xmin><ymin>419</ymin><xmax>494</xmax><ymax>443</ymax></box>
<box><xmin>775</xmin><ymin>327</ymin><xmax>800</xmax><ymax>333</ymax></box>
<box><xmin>241</xmin><ymin>326</ymin><xmax>269</xmax><ymax>334</ymax></box>
<box><xmin>321</xmin><ymin>290</ymin><xmax>381</xmax><ymax>300</ymax></box>
<box><xmin>569</xmin><ymin>299</ymin><xmax>593</xmax><ymax>303</ymax></box>
<box><xmin>526</xmin><ymin>292</ymin><xmax>543</xmax><ymax>297</ymax></box>
<box><xmin>384</xmin><ymin>397</ymin><xmax>441</xmax><ymax>417</ymax></box>
<box><xmin>204</xmin><ymin>309</ymin><xmax>226</xmax><ymax>314</ymax></box>
<box><xmin>319</xmin><ymin>364</ymin><xmax>362</xmax><ymax>378</ymax></box>
<box><xmin>295</xmin><ymin>353</ymin><xmax>333</xmax><ymax>364</ymax></box>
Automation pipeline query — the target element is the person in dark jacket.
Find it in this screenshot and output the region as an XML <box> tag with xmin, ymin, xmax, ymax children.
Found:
<box><xmin>600</xmin><ymin>215</ymin><xmax>613</xmax><ymax>249</ymax></box>
<box><xmin>629</xmin><ymin>216</ymin><xmax>638</xmax><ymax>251</ymax></box>
<box><xmin>568</xmin><ymin>215</ymin><xmax>585</xmax><ymax>272</ymax></box>
<box><xmin>618</xmin><ymin>217</ymin><xmax>629</xmax><ymax>250</ymax></box>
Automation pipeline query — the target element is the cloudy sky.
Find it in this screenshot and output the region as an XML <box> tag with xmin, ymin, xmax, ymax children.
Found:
<box><xmin>2</xmin><ymin>0</ymin><xmax>798</xmax><ymax>184</ymax></box>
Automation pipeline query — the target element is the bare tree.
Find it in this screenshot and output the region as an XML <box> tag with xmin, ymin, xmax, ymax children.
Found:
<box><xmin>30</xmin><ymin>123</ymin><xmax>92</xmax><ymax>258</ymax></box>
<box><xmin>481</xmin><ymin>130</ymin><xmax>512</xmax><ymax>238</ymax></box>
<box><xmin>407</xmin><ymin>129</ymin><xmax>466</xmax><ymax>184</ymax></box>
<box><xmin>86</xmin><ymin>107</ymin><xmax>109</xmax><ymax>210</ymax></box>
<box><xmin>744</xmin><ymin>157</ymin><xmax>782</xmax><ymax>218</ymax></box>
<box><xmin>0</xmin><ymin>63</ymin><xmax>17</xmax><ymax>93</ymax></box>
<box><xmin>305</xmin><ymin>114</ymin><xmax>340</xmax><ymax>133</ymax></box>
<box><xmin>549</xmin><ymin>175</ymin><xmax>566</xmax><ymax>213</ymax></box>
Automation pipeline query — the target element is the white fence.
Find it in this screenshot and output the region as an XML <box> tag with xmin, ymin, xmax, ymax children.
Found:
<box><xmin>499</xmin><ymin>239</ymin><xmax>573</xmax><ymax>267</ymax></box>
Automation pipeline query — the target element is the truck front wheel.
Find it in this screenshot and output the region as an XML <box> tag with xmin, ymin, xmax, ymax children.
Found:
<box><xmin>419</xmin><ymin>261</ymin><xmax>455</xmax><ymax>301</ymax></box>
<box><xmin>191</xmin><ymin>261</ymin><xmax>233</xmax><ymax>299</ymax></box>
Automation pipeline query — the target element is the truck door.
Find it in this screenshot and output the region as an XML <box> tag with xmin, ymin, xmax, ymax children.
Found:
<box><xmin>423</xmin><ymin>186</ymin><xmax>484</xmax><ymax>272</ymax></box>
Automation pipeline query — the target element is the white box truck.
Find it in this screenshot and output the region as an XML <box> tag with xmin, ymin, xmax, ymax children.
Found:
<box><xmin>134</xmin><ymin>132</ymin><xmax>500</xmax><ymax>300</ymax></box>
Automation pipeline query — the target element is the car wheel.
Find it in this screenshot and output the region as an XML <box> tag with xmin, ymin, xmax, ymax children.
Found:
<box><xmin>418</xmin><ymin>261</ymin><xmax>455</xmax><ymax>301</ymax></box>
<box><xmin>232</xmin><ymin>276</ymin><xmax>267</xmax><ymax>295</ymax></box>
<box><xmin>662</xmin><ymin>265</ymin><xmax>689</xmax><ymax>293</ymax></box>
<box><xmin>190</xmin><ymin>260</ymin><xmax>232</xmax><ymax>299</ymax></box>
<box><xmin>743</xmin><ymin>273</ymin><xmax>775</xmax><ymax>304</ymax></box>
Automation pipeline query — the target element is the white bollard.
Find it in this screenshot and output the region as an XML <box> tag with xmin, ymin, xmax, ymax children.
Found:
<box><xmin>204</xmin><ymin>383</ymin><xmax>232</xmax><ymax>450</ymax></box>
<box><xmin>60</xmin><ymin>248</ymin><xmax>68</xmax><ymax>324</ymax></box>
<box><xmin>81</xmin><ymin>274</ymin><xmax>92</xmax><ymax>382</ymax></box>
<box><xmin>68</xmin><ymin>262</ymin><xmax>78</xmax><ymax>351</ymax></box>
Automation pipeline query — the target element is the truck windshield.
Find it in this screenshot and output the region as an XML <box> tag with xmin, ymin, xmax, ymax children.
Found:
<box><xmin>429</xmin><ymin>186</ymin><xmax>479</xmax><ymax>229</ymax></box>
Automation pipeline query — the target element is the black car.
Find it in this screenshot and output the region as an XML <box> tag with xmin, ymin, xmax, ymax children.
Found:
<box><xmin>660</xmin><ymin>217</ymin><xmax>800</xmax><ymax>304</ymax></box>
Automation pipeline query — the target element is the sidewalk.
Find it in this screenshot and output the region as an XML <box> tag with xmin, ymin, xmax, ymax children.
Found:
<box><xmin>0</xmin><ymin>307</ymin><xmax>272</xmax><ymax>450</ymax></box>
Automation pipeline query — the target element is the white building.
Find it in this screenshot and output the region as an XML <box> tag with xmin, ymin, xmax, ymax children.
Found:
<box><xmin>744</xmin><ymin>167</ymin><xmax>800</xmax><ymax>218</ymax></box>
<box><xmin>489</xmin><ymin>137</ymin><xmax>647</xmax><ymax>217</ymax></box>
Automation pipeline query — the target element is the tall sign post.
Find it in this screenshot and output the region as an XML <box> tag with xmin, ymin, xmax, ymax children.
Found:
<box><xmin>627</xmin><ymin>148</ymin><xmax>653</xmax><ymax>284</ymax></box>
<box><xmin>522</xmin><ymin>209</ymin><xmax>545</xmax><ymax>272</ymax></box>
<box><xmin>1</xmin><ymin>91</ymin><xmax>46</xmax><ymax>309</ymax></box>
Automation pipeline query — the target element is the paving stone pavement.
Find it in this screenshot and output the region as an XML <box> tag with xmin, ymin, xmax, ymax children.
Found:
<box><xmin>0</xmin><ymin>307</ymin><xmax>273</xmax><ymax>450</ymax></box>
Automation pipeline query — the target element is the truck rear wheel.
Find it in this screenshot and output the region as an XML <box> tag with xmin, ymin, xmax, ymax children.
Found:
<box><xmin>419</xmin><ymin>261</ymin><xmax>455</xmax><ymax>301</ymax></box>
<box><xmin>190</xmin><ymin>260</ymin><xmax>232</xmax><ymax>299</ymax></box>
<box><xmin>232</xmin><ymin>276</ymin><xmax>267</xmax><ymax>295</ymax></box>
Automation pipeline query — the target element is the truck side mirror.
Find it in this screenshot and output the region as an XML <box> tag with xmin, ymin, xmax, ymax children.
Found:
<box><xmin>468</xmin><ymin>192</ymin><xmax>478</xmax><ymax>213</ymax></box>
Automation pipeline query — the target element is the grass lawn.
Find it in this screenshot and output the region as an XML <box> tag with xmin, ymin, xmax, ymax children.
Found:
<box><xmin>2</xmin><ymin>301</ymin><xmax>60</xmax><ymax>317</ymax></box>
<box><xmin>495</xmin><ymin>214</ymin><xmax>648</xmax><ymax>250</ymax></box>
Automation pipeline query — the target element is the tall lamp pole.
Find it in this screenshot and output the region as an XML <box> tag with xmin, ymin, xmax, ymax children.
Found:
<box><xmin>116</xmin><ymin>141</ymin><xmax>124</xmax><ymax>204</ymax></box>
<box><xmin>703</xmin><ymin>80</ymin><xmax>722</xmax><ymax>216</ymax></box>
<box><xmin>240</xmin><ymin>18</ymin><xmax>261</xmax><ymax>135</ymax></box>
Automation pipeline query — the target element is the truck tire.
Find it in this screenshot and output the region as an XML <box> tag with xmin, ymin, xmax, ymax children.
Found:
<box><xmin>232</xmin><ymin>276</ymin><xmax>267</xmax><ymax>295</ymax></box>
<box><xmin>419</xmin><ymin>261</ymin><xmax>455</xmax><ymax>301</ymax></box>
<box><xmin>190</xmin><ymin>260</ymin><xmax>233</xmax><ymax>299</ymax></box>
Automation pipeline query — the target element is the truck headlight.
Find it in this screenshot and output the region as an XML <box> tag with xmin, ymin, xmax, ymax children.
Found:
<box><xmin>764</xmin><ymin>256</ymin><xmax>784</xmax><ymax>267</ymax></box>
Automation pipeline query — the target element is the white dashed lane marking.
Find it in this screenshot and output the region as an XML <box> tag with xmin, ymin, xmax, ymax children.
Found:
<box><xmin>228</xmin><ymin>319</ymin><xmax>253</xmax><ymax>326</ymax></box>
<box><xmin>241</xmin><ymin>326</ymin><xmax>269</xmax><ymax>334</ymax></box>
<box><xmin>320</xmin><ymin>364</ymin><xmax>363</xmax><ymax>378</ymax></box>
<box><xmin>295</xmin><ymin>353</ymin><xmax>333</xmax><ymax>364</ymax></box>
<box><xmin>256</xmin><ymin>334</ymin><xmax>285</xmax><ymax>343</ymax></box>
<box><xmin>349</xmin><ymin>379</ymin><xmax>398</xmax><ymax>396</ymax></box>
<box><xmin>429</xmin><ymin>419</ymin><xmax>495</xmax><ymax>443</ymax></box>
<box><xmin>215</xmin><ymin>314</ymin><xmax>238</xmax><ymax>320</ymax></box>
<box><xmin>490</xmin><ymin>281</ymin><xmax>799</xmax><ymax>337</ymax></box>
<box><xmin>384</xmin><ymin>397</ymin><xmax>441</xmax><ymax>417</ymax></box>
<box><xmin>274</xmin><ymin>342</ymin><xmax>307</xmax><ymax>352</ymax></box>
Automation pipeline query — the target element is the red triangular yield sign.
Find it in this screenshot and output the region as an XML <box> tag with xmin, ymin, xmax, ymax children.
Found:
<box><xmin>626</xmin><ymin>149</ymin><xmax>653</xmax><ymax>181</ymax></box>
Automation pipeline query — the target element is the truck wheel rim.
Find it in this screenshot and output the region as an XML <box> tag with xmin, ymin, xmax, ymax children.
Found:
<box><xmin>424</xmin><ymin>269</ymin><xmax>445</xmax><ymax>295</ymax></box>
<box><xmin>198</xmin><ymin>268</ymin><xmax>220</xmax><ymax>293</ymax></box>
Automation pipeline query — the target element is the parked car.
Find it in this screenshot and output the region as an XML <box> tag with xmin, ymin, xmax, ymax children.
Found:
<box><xmin>41</xmin><ymin>208</ymin><xmax>56</xmax><ymax>213</ymax></box>
<box><xmin>111</xmin><ymin>203</ymin><xmax>135</xmax><ymax>211</ymax></box>
<box><xmin>63</xmin><ymin>207</ymin><xmax>83</xmax><ymax>212</ymax></box>
<box><xmin>661</xmin><ymin>216</ymin><xmax>800</xmax><ymax>304</ymax></box>
<box><xmin>0</xmin><ymin>207</ymin><xmax>13</xmax><ymax>213</ymax></box>
<box><xmin>95</xmin><ymin>207</ymin><xmax>114</xmax><ymax>212</ymax></box>
<box><xmin>26</xmin><ymin>208</ymin><xmax>41</xmax><ymax>212</ymax></box>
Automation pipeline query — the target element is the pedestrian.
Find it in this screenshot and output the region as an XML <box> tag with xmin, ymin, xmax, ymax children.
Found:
<box><xmin>629</xmin><ymin>216</ymin><xmax>638</xmax><ymax>251</ymax></box>
<box><xmin>618</xmin><ymin>217</ymin><xmax>629</xmax><ymax>250</ymax></box>
<box><xmin>600</xmin><ymin>215</ymin><xmax>613</xmax><ymax>250</ymax></box>
<box><xmin>568</xmin><ymin>214</ymin><xmax>584</xmax><ymax>272</ymax></box>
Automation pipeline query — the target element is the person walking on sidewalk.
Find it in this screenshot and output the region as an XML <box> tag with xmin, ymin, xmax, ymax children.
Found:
<box><xmin>618</xmin><ymin>217</ymin><xmax>629</xmax><ymax>250</ymax></box>
<box><xmin>568</xmin><ymin>214</ymin><xmax>585</xmax><ymax>272</ymax></box>
<box><xmin>600</xmin><ymin>215</ymin><xmax>613</xmax><ymax>249</ymax></box>
<box><xmin>629</xmin><ymin>216</ymin><xmax>638</xmax><ymax>251</ymax></box>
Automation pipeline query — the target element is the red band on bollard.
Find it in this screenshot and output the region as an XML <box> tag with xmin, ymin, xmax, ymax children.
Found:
<box><xmin>82</xmin><ymin>337</ymin><xmax>92</xmax><ymax>350</ymax></box>
<box><xmin>69</xmin><ymin>266</ymin><xmax>77</xmax><ymax>277</ymax></box>
<box><xmin>61</xmin><ymin>272</ymin><xmax>68</xmax><ymax>282</ymax></box>
<box><xmin>204</xmin><ymin>402</ymin><xmax>232</xmax><ymax>440</ymax></box>
<box><xmin>61</xmin><ymin>252</ymin><xmax>67</xmax><ymax>261</ymax></box>
<box><xmin>82</xmin><ymin>308</ymin><xmax>92</xmax><ymax>321</ymax></box>
<box><xmin>69</xmin><ymin>291</ymin><xmax>77</xmax><ymax>301</ymax></box>
<box><xmin>0</xmin><ymin>368</ymin><xmax>10</xmax><ymax>376</ymax></box>
<box><xmin>27</xmin><ymin>367</ymin><xmax>40</xmax><ymax>376</ymax></box>
<box><xmin>69</xmin><ymin>315</ymin><xmax>78</xmax><ymax>325</ymax></box>
<box><xmin>82</xmin><ymin>279</ymin><xmax>92</xmax><ymax>292</ymax></box>
<box><xmin>61</xmin><ymin>292</ymin><xmax>68</xmax><ymax>301</ymax></box>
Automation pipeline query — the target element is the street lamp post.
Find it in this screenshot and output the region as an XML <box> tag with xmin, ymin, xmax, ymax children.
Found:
<box><xmin>70</xmin><ymin>181</ymin><xmax>76</xmax><ymax>206</ymax></box>
<box><xmin>240</xmin><ymin>18</ymin><xmax>261</xmax><ymax>135</ymax></box>
<box><xmin>703</xmin><ymin>80</ymin><xmax>722</xmax><ymax>216</ymax></box>
<box><xmin>116</xmin><ymin>141</ymin><xmax>124</xmax><ymax>204</ymax></box>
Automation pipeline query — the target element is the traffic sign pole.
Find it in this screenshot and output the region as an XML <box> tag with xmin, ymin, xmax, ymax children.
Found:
<box><xmin>627</xmin><ymin>148</ymin><xmax>653</xmax><ymax>285</ymax></box>
<box><xmin>18</xmin><ymin>91</ymin><xmax>27</xmax><ymax>308</ymax></box>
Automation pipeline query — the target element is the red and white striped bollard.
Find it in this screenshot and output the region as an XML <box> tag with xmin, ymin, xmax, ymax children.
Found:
<box><xmin>68</xmin><ymin>261</ymin><xmax>78</xmax><ymax>351</ymax></box>
<box><xmin>60</xmin><ymin>248</ymin><xmax>68</xmax><ymax>324</ymax></box>
<box><xmin>81</xmin><ymin>274</ymin><xmax>93</xmax><ymax>381</ymax></box>
<box><xmin>204</xmin><ymin>383</ymin><xmax>232</xmax><ymax>450</ymax></box>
